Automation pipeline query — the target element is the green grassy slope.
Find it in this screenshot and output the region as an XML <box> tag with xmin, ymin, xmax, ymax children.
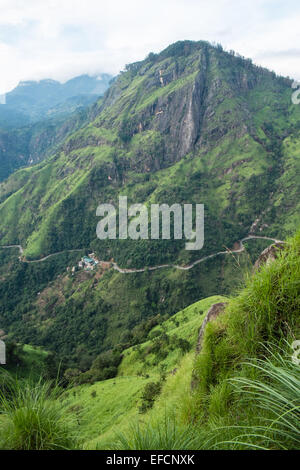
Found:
<box><xmin>60</xmin><ymin>295</ymin><xmax>226</xmax><ymax>448</ymax></box>
<box><xmin>63</xmin><ymin>231</ymin><xmax>299</xmax><ymax>450</ymax></box>
<box><xmin>192</xmin><ymin>231</ymin><xmax>300</xmax><ymax>422</ymax></box>
<box><xmin>118</xmin><ymin>295</ymin><xmax>226</xmax><ymax>377</ymax></box>
<box><xmin>1</xmin><ymin>231</ymin><xmax>299</xmax><ymax>450</ymax></box>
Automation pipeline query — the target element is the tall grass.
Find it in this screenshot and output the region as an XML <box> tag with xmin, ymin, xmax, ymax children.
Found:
<box><xmin>210</xmin><ymin>352</ymin><xmax>300</xmax><ymax>450</ymax></box>
<box><xmin>0</xmin><ymin>375</ymin><xmax>79</xmax><ymax>450</ymax></box>
<box><xmin>193</xmin><ymin>233</ymin><xmax>300</xmax><ymax>418</ymax></box>
<box><xmin>109</xmin><ymin>415</ymin><xmax>203</xmax><ymax>450</ymax></box>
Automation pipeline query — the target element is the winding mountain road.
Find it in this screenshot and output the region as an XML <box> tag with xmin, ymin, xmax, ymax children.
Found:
<box><xmin>111</xmin><ymin>235</ymin><xmax>282</xmax><ymax>273</ymax></box>
<box><xmin>0</xmin><ymin>235</ymin><xmax>282</xmax><ymax>274</ymax></box>
<box><xmin>0</xmin><ymin>244</ymin><xmax>24</xmax><ymax>254</ymax></box>
<box><xmin>22</xmin><ymin>249</ymin><xmax>84</xmax><ymax>263</ymax></box>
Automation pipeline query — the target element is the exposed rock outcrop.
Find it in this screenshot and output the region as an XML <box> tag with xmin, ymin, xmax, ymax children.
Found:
<box><xmin>196</xmin><ymin>302</ymin><xmax>227</xmax><ymax>354</ymax></box>
<box><xmin>254</xmin><ymin>242</ymin><xmax>285</xmax><ymax>271</ymax></box>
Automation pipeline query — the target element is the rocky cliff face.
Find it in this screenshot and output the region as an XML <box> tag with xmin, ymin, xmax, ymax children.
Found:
<box><xmin>84</xmin><ymin>40</ymin><xmax>291</xmax><ymax>173</ymax></box>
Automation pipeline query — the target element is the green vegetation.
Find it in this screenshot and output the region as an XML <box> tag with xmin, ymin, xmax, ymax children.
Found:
<box><xmin>216</xmin><ymin>354</ymin><xmax>300</xmax><ymax>449</ymax></box>
<box><xmin>35</xmin><ymin>296</ymin><xmax>221</xmax><ymax>448</ymax></box>
<box><xmin>64</xmin><ymin>230</ymin><xmax>299</xmax><ymax>450</ymax></box>
<box><xmin>0</xmin><ymin>240</ymin><xmax>253</xmax><ymax>368</ymax></box>
<box><xmin>1</xmin><ymin>40</ymin><xmax>299</xmax><ymax>365</ymax></box>
<box><xmin>193</xmin><ymin>231</ymin><xmax>300</xmax><ymax>421</ymax></box>
<box><xmin>118</xmin><ymin>295</ymin><xmax>226</xmax><ymax>377</ymax></box>
<box><xmin>111</xmin><ymin>416</ymin><xmax>200</xmax><ymax>450</ymax></box>
<box><xmin>0</xmin><ymin>375</ymin><xmax>78</xmax><ymax>450</ymax></box>
<box><xmin>0</xmin><ymin>231</ymin><xmax>299</xmax><ymax>450</ymax></box>
<box><xmin>0</xmin><ymin>41</ymin><xmax>299</xmax><ymax>451</ymax></box>
<box><xmin>4</xmin><ymin>343</ymin><xmax>50</xmax><ymax>381</ymax></box>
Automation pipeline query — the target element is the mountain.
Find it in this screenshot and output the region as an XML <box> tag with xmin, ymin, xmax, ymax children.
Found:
<box><xmin>0</xmin><ymin>40</ymin><xmax>299</xmax><ymax>365</ymax></box>
<box><xmin>0</xmin><ymin>74</ymin><xmax>113</xmax><ymax>181</ymax></box>
<box><xmin>1</xmin><ymin>41</ymin><xmax>299</xmax><ymax>258</ymax></box>
<box><xmin>0</xmin><ymin>74</ymin><xmax>113</xmax><ymax>126</ymax></box>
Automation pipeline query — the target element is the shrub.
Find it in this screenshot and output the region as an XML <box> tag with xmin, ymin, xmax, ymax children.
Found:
<box><xmin>111</xmin><ymin>416</ymin><xmax>202</xmax><ymax>450</ymax></box>
<box><xmin>139</xmin><ymin>381</ymin><xmax>162</xmax><ymax>413</ymax></box>
<box><xmin>0</xmin><ymin>375</ymin><xmax>79</xmax><ymax>450</ymax></box>
<box><xmin>74</xmin><ymin>349</ymin><xmax>122</xmax><ymax>385</ymax></box>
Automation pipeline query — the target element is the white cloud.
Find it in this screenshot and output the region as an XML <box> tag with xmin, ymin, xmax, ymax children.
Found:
<box><xmin>0</xmin><ymin>0</ymin><xmax>300</xmax><ymax>94</ymax></box>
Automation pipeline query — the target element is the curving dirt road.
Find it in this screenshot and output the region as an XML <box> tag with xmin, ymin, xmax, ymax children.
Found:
<box><xmin>0</xmin><ymin>244</ymin><xmax>24</xmax><ymax>254</ymax></box>
<box><xmin>111</xmin><ymin>235</ymin><xmax>283</xmax><ymax>273</ymax></box>
<box><xmin>23</xmin><ymin>249</ymin><xmax>84</xmax><ymax>263</ymax></box>
<box><xmin>0</xmin><ymin>235</ymin><xmax>282</xmax><ymax>274</ymax></box>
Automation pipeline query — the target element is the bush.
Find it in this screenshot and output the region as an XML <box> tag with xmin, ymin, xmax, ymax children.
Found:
<box><xmin>0</xmin><ymin>375</ymin><xmax>79</xmax><ymax>450</ymax></box>
<box><xmin>139</xmin><ymin>381</ymin><xmax>162</xmax><ymax>413</ymax></box>
<box><xmin>74</xmin><ymin>349</ymin><xmax>122</xmax><ymax>385</ymax></box>
<box><xmin>111</xmin><ymin>416</ymin><xmax>201</xmax><ymax>450</ymax></box>
<box><xmin>5</xmin><ymin>342</ymin><xmax>24</xmax><ymax>367</ymax></box>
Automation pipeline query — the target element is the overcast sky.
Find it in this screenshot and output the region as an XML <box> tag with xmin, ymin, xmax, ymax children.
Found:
<box><xmin>1</xmin><ymin>0</ymin><xmax>300</xmax><ymax>94</ymax></box>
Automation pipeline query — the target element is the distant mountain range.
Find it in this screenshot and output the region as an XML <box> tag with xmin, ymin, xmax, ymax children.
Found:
<box><xmin>0</xmin><ymin>74</ymin><xmax>113</xmax><ymax>180</ymax></box>
<box><xmin>0</xmin><ymin>74</ymin><xmax>113</xmax><ymax>126</ymax></box>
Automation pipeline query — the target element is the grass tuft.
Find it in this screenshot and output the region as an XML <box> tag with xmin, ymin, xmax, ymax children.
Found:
<box><xmin>0</xmin><ymin>375</ymin><xmax>79</xmax><ymax>450</ymax></box>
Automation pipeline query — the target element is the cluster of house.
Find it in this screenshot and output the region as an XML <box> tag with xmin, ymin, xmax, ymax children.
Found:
<box><xmin>78</xmin><ymin>253</ymin><xmax>99</xmax><ymax>271</ymax></box>
<box><xmin>67</xmin><ymin>253</ymin><xmax>101</xmax><ymax>275</ymax></box>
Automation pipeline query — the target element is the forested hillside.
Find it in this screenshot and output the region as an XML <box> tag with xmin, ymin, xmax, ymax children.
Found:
<box><xmin>0</xmin><ymin>40</ymin><xmax>299</xmax><ymax>369</ymax></box>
